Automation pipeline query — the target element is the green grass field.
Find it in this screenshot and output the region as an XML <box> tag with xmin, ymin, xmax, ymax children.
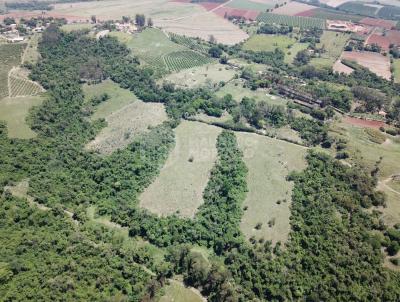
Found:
<box><xmin>393</xmin><ymin>59</ymin><xmax>400</xmax><ymax>83</ymax></box>
<box><xmin>84</xmin><ymin>80</ymin><xmax>168</xmax><ymax>154</ymax></box>
<box><xmin>161</xmin><ymin>63</ymin><xmax>237</xmax><ymax>89</ymax></box>
<box><xmin>0</xmin><ymin>95</ymin><xmax>44</xmax><ymax>139</ymax></box>
<box><xmin>60</xmin><ymin>23</ymin><xmax>94</xmax><ymax>32</ymax></box>
<box><xmin>227</xmin><ymin>0</ymin><xmax>275</xmax><ymax>11</ymax></box>
<box><xmin>159</xmin><ymin>280</ymin><xmax>205</xmax><ymax>302</ymax></box>
<box><xmin>243</xmin><ymin>34</ymin><xmax>296</xmax><ymax>53</ymax></box>
<box><xmin>284</xmin><ymin>42</ymin><xmax>309</xmax><ymax>64</ymax></box>
<box><xmin>310</xmin><ymin>31</ymin><xmax>350</xmax><ymax>68</ymax></box>
<box><xmin>110</xmin><ymin>29</ymin><xmax>212</xmax><ymax>74</ymax></box>
<box><xmin>83</xmin><ymin>79</ymin><xmax>137</xmax><ymax>120</ymax></box>
<box><xmin>139</xmin><ymin>121</ymin><xmax>221</xmax><ymax>218</ymax></box>
<box><xmin>22</xmin><ymin>34</ymin><xmax>41</xmax><ymax>65</ymax></box>
<box><xmin>332</xmin><ymin>120</ymin><xmax>400</xmax><ymax>226</ymax></box>
<box><xmin>216</xmin><ymin>79</ymin><xmax>287</xmax><ymax>107</ymax></box>
<box><xmin>236</xmin><ymin>132</ymin><xmax>307</xmax><ymax>244</ymax></box>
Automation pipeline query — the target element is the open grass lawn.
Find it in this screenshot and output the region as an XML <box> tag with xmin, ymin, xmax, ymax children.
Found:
<box><xmin>161</xmin><ymin>63</ymin><xmax>237</xmax><ymax>89</ymax></box>
<box><xmin>243</xmin><ymin>34</ymin><xmax>296</xmax><ymax>52</ymax></box>
<box><xmin>22</xmin><ymin>34</ymin><xmax>41</xmax><ymax>65</ymax></box>
<box><xmin>159</xmin><ymin>280</ymin><xmax>205</xmax><ymax>302</ymax></box>
<box><xmin>0</xmin><ymin>95</ymin><xmax>44</xmax><ymax>139</ymax></box>
<box><xmin>332</xmin><ymin>120</ymin><xmax>400</xmax><ymax>226</ymax></box>
<box><xmin>84</xmin><ymin>80</ymin><xmax>168</xmax><ymax>154</ymax></box>
<box><xmin>236</xmin><ymin>132</ymin><xmax>307</xmax><ymax>244</ymax></box>
<box><xmin>60</xmin><ymin>23</ymin><xmax>94</xmax><ymax>32</ymax></box>
<box><xmin>139</xmin><ymin>121</ymin><xmax>221</xmax><ymax>218</ymax></box>
<box><xmin>310</xmin><ymin>31</ymin><xmax>350</xmax><ymax>68</ymax></box>
<box><xmin>393</xmin><ymin>59</ymin><xmax>400</xmax><ymax>83</ymax></box>
<box><xmin>284</xmin><ymin>42</ymin><xmax>309</xmax><ymax>64</ymax></box>
<box><xmin>83</xmin><ymin>79</ymin><xmax>137</xmax><ymax>120</ymax></box>
<box><xmin>216</xmin><ymin>79</ymin><xmax>287</xmax><ymax>107</ymax></box>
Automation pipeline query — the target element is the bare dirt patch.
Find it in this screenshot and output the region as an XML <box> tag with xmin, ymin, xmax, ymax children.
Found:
<box><xmin>139</xmin><ymin>120</ymin><xmax>221</xmax><ymax>218</ymax></box>
<box><xmin>273</xmin><ymin>2</ymin><xmax>317</xmax><ymax>16</ymax></box>
<box><xmin>333</xmin><ymin>59</ymin><xmax>353</xmax><ymax>74</ymax></box>
<box><xmin>359</xmin><ymin>17</ymin><xmax>396</xmax><ymax>30</ymax></box>
<box><xmin>366</xmin><ymin>34</ymin><xmax>390</xmax><ymax>51</ymax></box>
<box><xmin>341</xmin><ymin>51</ymin><xmax>391</xmax><ymax>80</ymax></box>
<box><xmin>343</xmin><ymin>116</ymin><xmax>386</xmax><ymax>129</ymax></box>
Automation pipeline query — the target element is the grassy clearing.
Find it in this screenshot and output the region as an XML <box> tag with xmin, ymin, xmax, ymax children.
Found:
<box><xmin>61</xmin><ymin>23</ymin><xmax>94</xmax><ymax>32</ymax></box>
<box><xmin>236</xmin><ymin>132</ymin><xmax>307</xmax><ymax>244</ymax></box>
<box><xmin>227</xmin><ymin>0</ymin><xmax>275</xmax><ymax>11</ymax></box>
<box><xmin>84</xmin><ymin>80</ymin><xmax>167</xmax><ymax>154</ymax></box>
<box><xmin>22</xmin><ymin>34</ymin><xmax>41</xmax><ymax>65</ymax></box>
<box><xmin>159</xmin><ymin>280</ymin><xmax>205</xmax><ymax>302</ymax></box>
<box><xmin>310</xmin><ymin>31</ymin><xmax>350</xmax><ymax>68</ymax></box>
<box><xmin>393</xmin><ymin>59</ymin><xmax>400</xmax><ymax>83</ymax></box>
<box><xmin>332</xmin><ymin>121</ymin><xmax>400</xmax><ymax>226</ymax></box>
<box><xmin>161</xmin><ymin>63</ymin><xmax>237</xmax><ymax>89</ymax></box>
<box><xmin>83</xmin><ymin>79</ymin><xmax>137</xmax><ymax>120</ymax></box>
<box><xmin>284</xmin><ymin>42</ymin><xmax>309</xmax><ymax>64</ymax></box>
<box><xmin>216</xmin><ymin>79</ymin><xmax>287</xmax><ymax>106</ymax></box>
<box><xmin>139</xmin><ymin>121</ymin><xmax>221</xmax><ymax>218</ymax></box>
<box><xmin>243</xmin><ymin>34</ymin><xmax>296</xmax><ymax>52</ymax></box>
<box><xmin>0</xmin><ymin>95</ymin><xmax>44</xmax><ymax>139</ymax></box>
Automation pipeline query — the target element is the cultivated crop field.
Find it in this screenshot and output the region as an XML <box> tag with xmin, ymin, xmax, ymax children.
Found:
<box><xmin>9</xmin><ymin>67</ymin><xmax>44</xmax><ymax>98</ymax></box>
<box><xmin>0</xmin><ymin>43</ymin><xmax>26</xmax><ymax>99</ymax></box>
<box><xmin>272</xmin><ymin>1</ymin><xmax>317</xmax><ymax>16</ymax></box>
<box><xmin>110</xmin><ymin>29</ymin><xmax>213</xmax><ymax>74</ymax></box>
<box><xmin>84</xmin><ymin>81</ymin><xmax>168</xmax><ymax>154</ymax></box>
<box><xmin>341</xmin><ymin>51</ymin><xmax>391</xmax><ymax>80</ymax></box>
<box><xmin>310</xmin><ymin>31</ymin><xmax>350</xmax><ymax>68</ymax></box>
<box><xmin>139</xmin><ymin>121</ymin><xmax>221</xmax><ymax>218</ymax></box>
<box><xmin>0</xmin><ymin>95</ymin><xmax>44</xmax><ymax>139</ymax></box>
<box><xmin>226</xmin><ymin>0</ymin><xmax>275</xmax><ymax>11</ymax></box>
<box><xmin>161</xmin><ymin>63</ymin><xmax>237</xmax><ymax>89</ymax></box>
<box><xmin>168</xmin><ymin>33</ymin><xmax>209</xmax><ymax>54</ymax></box>
<box><xmin>236</xmin><ymin>132</ymin><xmax>306</xmax><ymax>244</ymax></box>
<box><xmin>243</xmin><ymin>34</ymin><xmax>296</xmax><ymax>52</ymax></box>
<box><xmin>257</xmin><ymin>12</ymin><xmax>326</xmax><ymax>29</ymax></box>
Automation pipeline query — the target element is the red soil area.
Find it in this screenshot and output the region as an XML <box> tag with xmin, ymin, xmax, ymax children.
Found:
<box><xmin>359</xmin><ymin>17</ymin><xmax>396</xmax><ymax>30</ymax></box>
<box><xmin>214</xmin><ymin>7</ymin><xmax>260</xmax><ymax>20</ymax></box>
<box><xmin>366</xmin><ymin>34</ymin><xmax>390</xmax><ymax>51</ymax></box>
<box><xmin>295</xmin><ymin>9</ymin><xmax>317</xmax><ymax>17</ymax></box>
<box><xmin>344</xmin><ymin>116</ymin><xmax>385</xmax><ymax>129</ymax></box>
<box><xmin>199</xmin><ymin>2</ymin><xmax>221</xmax><ymax>11</ymax></box>
<box><xmin>386</xmin><ymin>30</ymin><xmax>400</xmax><ymax>45</ymax></box>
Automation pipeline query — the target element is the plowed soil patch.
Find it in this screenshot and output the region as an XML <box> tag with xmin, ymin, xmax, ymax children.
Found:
<box><xmin>359</xmin><ymin>17</ymin><xmax>396</xmax><ymax>30</ymax></box>
<box><xmin>214</xmin><ymin>6</ymin><xmax>260</xmax><ymax>20</ymax></box>
<box><xmin>344</xmin><ymin>116</ymin><xmax>385</xmax><ymax>129</ymax></box>
<box><xmin>341</xmin><ymin>51</ymin><xmax>391</xmax><ymax>80</ymax></box>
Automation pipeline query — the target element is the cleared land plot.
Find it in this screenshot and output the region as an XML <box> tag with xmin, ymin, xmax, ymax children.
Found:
<box><xmin>332</xmin><ymin>121</ymin><xmax>400</xmax><ymax>226</ymax></box>
<box><xmin>214</xmin><ymin>6</ymin><xmax>260</xmax><ymax>20</ymax></box>
<box><xmin>366</xmin><ymin>34</ymin><xmax>390</xmax><ymax>51</ymax></box>
<box><xmin>161</xmin><ymin>63</ymin><xmax>237</xmax><ymax>89</ymax></box>
<box><xmin>0</xmin><ymin>43</ymin><xmax>26</xmax><ymax>99</ymax></box>
<box><xmin>257</xmin><ymin>12</ymin><xmax>326</xmax><ymax>29</ymax></box>
<box><xmin>216</xmin><ymin>79</ymin><xmax>288</xmax><ymax>106</ymax></box>
<box><xmin>307</xmin><ymin>7</ymin><xmax>363</xmax><ymax>21</ymax></box>
<box><xmin>341</xmin><ymin>51</ymin><xmax>391</xmax><ymax>80</ymax></box>
<box><xmin>139</xmin><ymin>121</ymin><xmax>221</xmax><ymax>218</ymax></box>
<box><xmin>0</xmin><ymin>95</ymin><xmax>43</xmax><ymax>139</ymax></box>
<box><xmin>84</xmin><ymin>81</ymin><xmax>168</xmax><ymax>154</ymax></box>
<box><xmin>243</xmin><ymin>34</ymin><xmax>296</xmax><ymax>52</ymax></box>
<box><xmin>359</xmin><ymin>17</ymin><xmax>396</xmax><ymax>30</ymax></box>
<box><xmin>110</xmin><ymin>29</ymin><xmax>213</xmax><ymax>74</ymax></box>
<box><xmin>310</xmin><ymin>31</ymin><xmax>350</xmax><ymax>68</ymax></box>
<box><xmin>333</xmin><ymin>59</ymin><xmax>353</xmax><ymax>74</ymax></box>
<box><xmin>393</xmin><ymin>59</ymin><xmax>400</xmax><ymax>83</ymax></box>
<box><xmin>236</xmin><ymin>132</ymin><xmax>306</xmax><ymax>244</ymax></box>
<box><xmin>159</xmin><ymin>280</ymin><xmax>205</xmax><ymax>302</ymax></box>
<box><xmin>273</xmin><ymin>2</ymin><xmax>317</xmax><ymax>16</ymax></box>
<box><xmin>52</xmin><ymin>0</ymin><xmax>248</xmax><ymax>45</ymax></box>
<box><xmin>284</xmin><ymin>42</ymin><xmax>309</xmax><ymax>64</ymax></box>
